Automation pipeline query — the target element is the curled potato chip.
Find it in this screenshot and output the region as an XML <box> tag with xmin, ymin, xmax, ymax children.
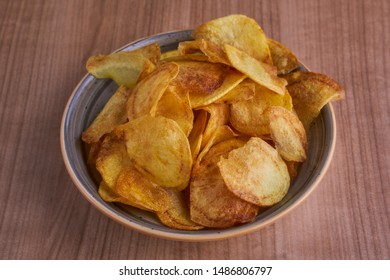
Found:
<box><xmin>230</xmin><ymin>85</ymin><xmax>292</xmax><ymax>136</ymax></box>
<box><xmin>283</xmin><ymin>71</ymin><xmax>345</xmax><ymax>128</ymax></box>
<box><xmin>155</xmin><ymin>86</ymin><xmax>194</xmax><ymax>136</ymax></box>
<box><xmin>196</xmin><ymin>125</ymin><xmax>237</xmax><ymax>165</ymax></box>
<box><xmin>86</xmin><ymin>43</ymin><xmax>160</xmax><ymax>88</ymax></box>
<box><xmin>217</xmin><ymin>79</ymin><xmax>255</xmax><ymax>103</ymax></box>
<box><xmin>192</xmin><ymin>14</ymin><xmax>271</xmax><ymax>64</ymax></box>
<box><xmin>268</xmin><ymin>38</ymin><xmax>300</xmax><ymax>75</ymax></box>
<box><xmin>190</xmin><ymin>138</ymin><xmax>259</xmax><ymax>228</ymax></box>
<box><xmin>115</xmin><ymin>166</ymin><xmax>171</xmax><ymax>212</ymax></box>
<box><xmin>196</xmin><ymin>103</ymin><xmax>230</xmax><ymax>149</ymax></box>
<box><xmin>224</xmin><ymin>44</ymin><xmax>287</xmax><ymax>95</ymax></box>
<box><xmin>178</xmin><ymin>39</ymin><xmax>230</xmax><ymax>65</ymax></box>
<box><xmin>82</xmin><ymin>86</ymin><xmax>131</xmax><ymax>144</ymax></box>
<box><xmin>157</xmin><ymin>189</ymin><xmax>204</xmax><ymax>230</ymax></box>
<box><xmin>114</xmin><ymin>115</ymin><xmax>192</xmax><ymax>188</ymax></box>
<box><xmin>218</xmin><ymin>137</ymin><xmax>290</xmax><ymax>207</ymax></box>
<box><xmin>188</xmin><ymin>110</ymin><xmax>208</xmax><ymax>162</ymax></box>
<box><xmin>95</xmin><ymin>134</ymin><xmax>132</xmax><ymax>189</ymax></box>
<box><xmin>172</xmin><ymin>60</ymin><xmax>239</xmax><ymax>108</ymax></box>
<box><xmin>266</xmin><ymin>106</ymin><xmax>307</xmax><ymax>162</ymax></box>
<box><xmin>127</xmin><ymin>62</ymin><xmax>179</xmax><ymax>120</ymax></box>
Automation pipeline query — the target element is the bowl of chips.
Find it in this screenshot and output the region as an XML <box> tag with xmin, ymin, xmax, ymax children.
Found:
<box><xmin>61</xmin><ymin>15</ymin><xmax>344</xmax><ymax>241</ymax></box>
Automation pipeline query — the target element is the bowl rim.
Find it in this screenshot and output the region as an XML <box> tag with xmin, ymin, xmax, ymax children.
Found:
<box><xmin>60</xmin><ymin>29</ymin><xmax>337</xmax><ymax>242</ymax></box>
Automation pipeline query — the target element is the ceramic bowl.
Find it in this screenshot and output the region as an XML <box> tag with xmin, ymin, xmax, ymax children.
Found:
<box><xmin>60</xmin><ymin>30</ymin><xmax>336</xmax><ymax>241</ymax></box>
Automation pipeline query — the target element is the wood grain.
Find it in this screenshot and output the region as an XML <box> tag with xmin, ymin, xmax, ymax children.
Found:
<box><xmin>0</xmin><ymin>0</ymin><xmax>389</xmax><ymax>260</ymax></box>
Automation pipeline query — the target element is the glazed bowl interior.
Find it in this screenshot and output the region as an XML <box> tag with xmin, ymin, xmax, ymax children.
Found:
<box><xmin>60</xmin><ymin>30</ymin><xmax>336</xmax><ymax>241</ymax></box>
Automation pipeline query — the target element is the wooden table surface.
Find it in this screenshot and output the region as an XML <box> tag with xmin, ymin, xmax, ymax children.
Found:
<box><xmin>1</xmin><ymin>0</ymin><xmax>389</xmax><ymax>260</ymax></box>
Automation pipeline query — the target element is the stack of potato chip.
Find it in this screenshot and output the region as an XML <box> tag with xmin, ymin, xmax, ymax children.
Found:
<box><xmin>82</xmin><ymin>15</ymin><xmax>344</xmax><ymax>230</ymax></box>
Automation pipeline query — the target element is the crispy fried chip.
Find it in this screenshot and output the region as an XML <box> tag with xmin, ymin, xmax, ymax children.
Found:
<box><xmin>283</xmin><ymin>71</ymin><xmax>345</xmax><ymax>128</ymax></box>
<box><xmin>95</xmin><ymin>134</ymin><xmax>132</xmax><ymax>189</ymax></box>
<box><xmin>126</xmin><ymin>62</ymin><xmax>179</xmax><ymax>120</ymax></box>
<box><xmin>196</xmin><ymin>103</ymin><xmax>230</xmax><ymax>150</ymax></box>
<box><xmin>86</xmin><ymin>43</ymin><xmax>160</xmax><ymax>88</ymax></box>
<box><xmin>224</xmin><ymin>44</ymin><xmax>287</xmax><ymax>95</ymax></box>
<box><xmin>192</xmin><ymin>14</ymin><xmax>271</xmax><ymax>64</ymax></box>
<box><xmin>155</xmin><ymin>86</ymin><xmax>194</xmax><ymax>136</ymax></box>
<box><xmin>115</xmin><ymin>166</ymin><xmax>171</xmax><ymax>212</ymax></box>
<box><xmin>82</xmin><ymin>86</ymin><xmax>131</xmax><ymax>144</ymax></box>
<box><xmin>230</xmin><ymin>85</ymin><xmax>292</xmax><ymax>136</ymax></box>
<box><xmin>218</xmin><ymin>137</ymin><xmax>290</xmax><ymax>207</ymax></box>
<box><xmin>188</xmin><ymin>110</ymin><xmax>208</xmax><ymax>162</ymax></box>
<box><xmin>178</xmin><ymin>39</ymin><xmax>230</xmax><ymax>65</ymax></box>
<box><xmin>157</xmin><ymin>189</ymin><xmax>204</xmax><ymax>230</ymax></box>
<box><xmin>217</xmin><ymin>79</ymin><xmax>255</xmax><ymax>103</ymax></box>
<box><xmin>268</xmin><ymin>38</ymin><xmax>300</xmax><ymax>75</ymax></box>
<box><xmin>196</xmin><ymin>125</ymin><xmax>237</xmax><ymax>165</ymax></box>
<box><xmin>171</xmin><ymin>61</ymin><xmax>244</xmax><ymax>108</ymax></box>
<box><xmin>190</xmin><ymin>138</ymin><xmax>259</xmax><ymax>228</ymax></box>
<box><xmin>114</xmin><ymin>115</ymin><xmax>192</xmax><ymax>188</ymax></box>
<box><xmin>266</xmin><ymin>106</ymin><xmax>307</xmax><ymax>162</ymax></box>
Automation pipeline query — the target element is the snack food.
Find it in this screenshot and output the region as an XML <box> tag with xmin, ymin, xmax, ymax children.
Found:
<box><xmin>82</xmin><ymin>14</ymin><xmax>344</xmax><ymax>230</ymax></box>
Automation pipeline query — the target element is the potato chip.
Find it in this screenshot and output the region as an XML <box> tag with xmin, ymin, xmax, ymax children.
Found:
<box><xmin>268</xmin><ymin>38</ymin><xmax>300</xmax><ymax>75</ymax></box>
<box><xmin>157</xmin><ymin>189</ymin><xmax>204</xmax><ymax>230</ymax></box>
<box><xmin>196</xmin><ymin>103</ymin><xmax>230</xmax><ymax>149</ymax></box>
<box><xmin>188</xmin><ymin>110</ymin><xmax>208</xmax><ymax>162</ymax></box>
<box><xmin>115</xmin><ymin>166</ymin><xmax>171</xmax><ymax>212</ymax></box>
<box><xmin>190</xmin><ymin>138</ymin><xmax>259</xmax><ymax>228</ymax></box>
<box><xmin>218</xmin><ymin>137</ymin><xmax>290</xmax><ymax>207</ymax></box>
<box><xmin>155</xmin><ymin>86</ymin><xmax>194</xmax><ymax>136</ymax></box>
<box><xmin>86</xmin><ymin>43</ymin><xmax>161</xmax><ymax>88</ymax></box>
<box><xmin>196</xmin><ymin>125</ymin><xmax>237</xmax><ymax>165</ymax></box>
<box><xmin>98</xmin><ymin>181</ymin><xmax>150</xmax><ymax>211</ymax></box>
<box><xmin>217</xmin><ymin>78</ymin><xmax>255</xmax><ymax>103</ymax></box>
<box><xmin>126</xmin><ymin>62</ymin><xmax>179</xmax><ymax>120</ymax></box>
<box><xmin>114</xmin><ymin>115</ymin><xmax>192</xmax><ymax>188</ymax></box>
<box><xmin>95</xmin><ymin>134</ymin><xmax>132</xmax><ymax>189</ymax></box>
<box><xmin>284</xmin><ymin>160</ymin><xmax>301</xmax><ymax>182</ymax></box>
<box><xmin>266</xmin><ymin>106</ymin><xmax>307</xmax><ymax>162</ymax></box>
<box><xmin>230</xmin><ymin>84</ymin><xmax>292</xmax><ymax>136</ymax></box>
<box><xmin>224</xmin><ymin>44</ymin><xmax>287</xmax><ymax>96</ymax></box>
<box><xmin>192</xmin><ymin>14</ymin><xmax>271</xmax><ymax>64</ymax></box>
<box><xmin>171</xmin><ymin>60</ymin><xmax>245</xmax><ymax>108</ymax></box>
<box><xmin>160</xmin><ymin>49</ymin><xmax>179</xmax><ymax>60</ymax></box>
<box><xmin>283</xmin><ymin>71</ymin><xmax>345</xmax><ymax>128</ymax></box>
<box><xmin>82</xmin><ymin>85</ymin><xmax>131</xmax><ymax>144</ymax></box>
<box><xmin>178</xmin><ymin>39</ymin><xmax>230</xmax><ymax>65</ymax></box>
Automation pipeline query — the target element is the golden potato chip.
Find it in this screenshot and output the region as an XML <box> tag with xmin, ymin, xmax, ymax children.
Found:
<box><xmin>86</xmin><ymin>138</ymin><xmax>103</xmax><ymax>165</ymax></box>
<box><xmin>268</xmin><ymin>38</ymin><xmax>300</xmax><ymax>75</ymax></box>
<box><xmin>95</xmin><ymin>134</ymin><xmax>132</xmax><ymax>189</ymax></box>
<box><xmin>157</xmin><ymin>189</ymin><xmax>204</xmax><ymax>230</ymax></box>
<box><xmin>217</xmin><ymin>78</ymin><xmax>255</xmax><ymax>103</ymax></box>
<box><xmin>115</xmin><ymin>166</ymin><xmax>171</xmax><ymax>212</ymax></box>
<box><xmin>160</xmin><ymin>49</ymin><xmax>179</xmax><ymax>60</ymax></box>
<box><xmin>188</xmin><ymin>110</ymin><xmax>208</xmax><ymax>162</ymax></box>
<box><xmin>224</xmin><ymin>44</ymin><xmax>287</xmax><ymax>95</ymax></box>
<box><xmin>283</xmin><ymin>71</ymin><xmax>345</xmax><ymax>128</ymax></box>
<box><xmin>114</xmin><ymin>115</ymin><xmax>192</xmax><ymax>188</ymax></box>
<box><xmin>136</xmin><ymin>59</ymin><xmax>156</xmax><ymax>82</ymax></box>
<box><xmin>98</xmin><ymin>181</ymin><xmax>150</xmax><ymax>211</ymax></box>
<box><xmin>218</xmin><ymin>137</ymin><xmax>290</xmax><ymax>207</ymax></box>
<box><xmin>178</xmin><ymin>39</ymin><xmax>230</xmax><ymax>65</ymax></box>
<box><xmin>190</xmin><ymin>138</ymin><xmax>259</xmax><ymax>228</ymax></box>
<box><xmin>196</xmin><ymin>125</ymin><xmax>237</xmax><ymax>165</ymax></box>
<box><xmin>171</xmin><ymin>60</ymin><xmax>245</xmax><ymax>108</ymax></box>
<box><xmin>266</xmin><ymin>106</ymin><xmax>307</xmax><ymax>162</ymax></box>
<box><xmin>192</xmin><ymin>14</ymin><xmax>271</xmax><ymax>64</ymax></box>
<box><xmin>155</xmin><ymin>86</ymin><xmax>194</xmax><ymax>136</ymax></box>
<box><xmin>126</xmin><ymin>62</ymin><xmax>179</xmax><ymax>120</ymax></box>
<box><xmin>284</xmin><ymin>160</ymin><xmax>301</xmax><ymax>182</ymax></box>
<box><xmin>196</xmin><ymin>103</ymin><xmax>230</xmax><ymax>149</ymax></box>
<box><xmin>82</xmin><ymin>85</ymin><xmax>131</xmax><ymax>144</ymax></box>
<box><xmin>86</xmin><ymin>43</ymin><xmax>161</xmax><ymax>88</ymax></box>
<box><xmin>230</xmin><ymin>85</ymin><xmax>292</xmax><ymax>136</ymax></box>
